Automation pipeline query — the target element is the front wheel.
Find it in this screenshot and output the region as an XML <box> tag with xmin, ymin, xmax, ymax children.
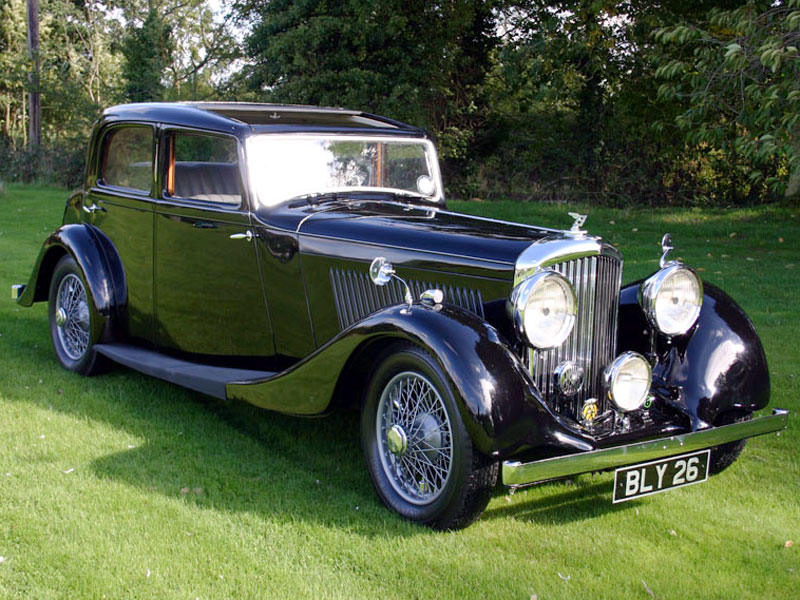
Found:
<box><xmin>48</xmin><ymin>255</ymin><xmax>105</xmax><ymax>375</ymax></box>
<box><xmin>361</xmin><ymin>343</ymin><xmax>498</xmax><ymax>530</ymax></box>
<box><xmin>709</xmin><ymin>410</ymin><xmax>752</xmax><ymax>475</ymax></box>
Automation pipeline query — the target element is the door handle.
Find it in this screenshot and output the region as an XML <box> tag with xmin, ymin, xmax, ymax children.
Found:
<box><xmin>230</xmin><ymin>230</ymin><xmax>254</xmax><ymax>242</ymax></box>
<box><xmin>82</xmin><ymin>203</ymin><xmax>106</xmax><ymax>214</ymax></box>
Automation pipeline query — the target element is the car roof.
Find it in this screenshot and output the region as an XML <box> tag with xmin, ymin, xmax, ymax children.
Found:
<box><xmin>101</xmin><ymin>102</ymin><xmax>427</xmax><ymax>138</ymax></box>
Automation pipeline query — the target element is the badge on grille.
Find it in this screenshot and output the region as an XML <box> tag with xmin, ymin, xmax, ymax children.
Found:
<box><xmin>554</xmin><ymin>361</ymin><xmax>584</xmax><ymax>396</ymax></box>
<box><xmin>581</xmin><ymin>399</ymin><xmax>599</xmax><ymax>422</ymax></box>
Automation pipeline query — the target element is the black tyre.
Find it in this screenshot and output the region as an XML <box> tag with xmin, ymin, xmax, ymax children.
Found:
<box><xmin>361</xmin><ymin>343</ymin><xmax>498</xmax><ymax>530</ymax></box>
<box><xmin>709</xmin><ymin>410</ymin><xmax>752</xmax><ymax>475</ymax></box>
<box><xmin>48</xmin><ymin>255</ymin><xmax>105</xmax><ymax>375</ymax></box>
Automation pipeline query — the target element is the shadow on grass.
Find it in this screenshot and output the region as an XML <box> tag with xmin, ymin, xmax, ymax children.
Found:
<box><xmin>483</xmin><ymin>479</ymin><xmax>634</xmax><ymax>525</ymax></box>
<box><xmin>2</xmin><ymin>312</ymin><xmax>425</xmax><ymax>537</ymax></box>
<box><xmin>7</xmin><ymin>311</ymin><xmax>637</xmax><ymax>535</ymax></box>
<box><xmin>88</xmin><ymin>398</ymin><xmax>404</xmax><ymax>535</ymax></box>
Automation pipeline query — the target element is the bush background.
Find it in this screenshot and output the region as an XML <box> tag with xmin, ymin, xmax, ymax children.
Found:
<box><xmin>2</xmin><ymin>0</ymin><xmax>799</xmax><ymax>205</ymax></box>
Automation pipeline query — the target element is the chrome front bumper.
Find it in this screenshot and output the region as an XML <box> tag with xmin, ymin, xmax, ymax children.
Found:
<box><xmin>502</xmin><ymin>408</ymin><xmax>789</xmax><ymax>486</ymax></box>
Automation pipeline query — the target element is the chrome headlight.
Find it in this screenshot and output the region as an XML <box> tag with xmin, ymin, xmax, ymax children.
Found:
<box><xmin>604</xmin><ymin>352</ymin><xmax>652</xmax><ymax>412</ymax></box>
<box><xmin>639</xmin><ymin>264</ymin><xmax>703</xmax><ymax>336</ymax></box>
<box><xmin>509</xmin><ymin>270</ymin><xmax>577</xmax><ymax>349</ymax></box>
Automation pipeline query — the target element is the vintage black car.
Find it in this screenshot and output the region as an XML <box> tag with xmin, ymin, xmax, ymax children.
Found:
<box><xmin>14</xmin><ymin>102</ymin><xmax>787</xmax><ymax>529</ymax></box>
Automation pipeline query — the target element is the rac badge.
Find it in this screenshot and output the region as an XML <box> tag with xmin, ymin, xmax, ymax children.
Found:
<box><xmin>581</xmin><ymin>399</ymin><xmax>599</xmax><ymax>423</ymax></box>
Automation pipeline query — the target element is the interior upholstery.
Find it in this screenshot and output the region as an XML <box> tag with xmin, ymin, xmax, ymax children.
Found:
<box><xmin>173</xmin><ymin>161</ymin><xmax>242</xmax><ymax>206</ymax></box>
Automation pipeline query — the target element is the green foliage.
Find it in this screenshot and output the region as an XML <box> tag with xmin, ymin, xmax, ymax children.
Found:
<box><xmin>114</xmin><ymin>0</ymin><xmax>241</xmax><ymax>101</ymax></box>
<box><xmin>473</xmin><ymin>1</ymin><xmax>674</xmax><ymax>202</ymax></box>
<box><xmin>0</xmin><ymin>0</ymin><xmax>34</xmax><ymax>146</ymax></box>
<box><xmin>238</xmin><ymin>0</ymin><xmax>497</xmax><ymax>160</ymax></box>
<box><xmin>655</xmin><ymin>0</ymin><xmax>800</xmax><ymax>202</ymax></box>
<box><xmin>1</xmin><ymin>0</ymin><xmax>122</xmax><ymax>183</ymax></box>
<box><xmin>1</xmin><ymin>0</ymin><xmax>797</xmax><ymax>204</ymax></box>
<box><xmin>121</xmin><ymin>9</ymin><xmax>173</xmax><ymax>102</ymax></box>
<box><xmin>0</xmin><ymin>0</ymin><xmax>238</xmax><ymax>186</ymax></box>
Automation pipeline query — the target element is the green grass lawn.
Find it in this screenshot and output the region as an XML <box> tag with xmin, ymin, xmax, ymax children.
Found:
<box><xmin>1</xmin><ymin>183</ymin><xmax>798</xmax><ymax>599</ymax></box>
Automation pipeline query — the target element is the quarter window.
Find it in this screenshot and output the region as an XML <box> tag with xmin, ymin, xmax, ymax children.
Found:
<box><xmin>166</xmin><ymin>132</ymin><xmax>242</xmax><ymax>206</ymax></box>
<box><xmin>102</xmin><ymin>127</ymin><xmax>154</xmax><ymax>192</ymax></box>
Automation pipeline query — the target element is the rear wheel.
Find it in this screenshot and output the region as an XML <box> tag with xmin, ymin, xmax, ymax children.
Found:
<box><xmin>48</xmin><ymin>255</ymin><xmax>105</xmax><ymax>375</ymax></box>
<box><xmin>361</xmin><ymin>343</ymin><xmax>498</xmax><ymax>530</ymax></box>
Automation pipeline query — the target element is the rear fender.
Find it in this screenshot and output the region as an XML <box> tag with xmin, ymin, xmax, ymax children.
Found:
<box><xmin>226</xmin><ymin>303</ymin><xmax>592</xmax><ymax>457</ymax></box>
<box><xmin>18</xmin><ymin>224</ymin><xmax>127</xmax><ymax>330</ymax></box>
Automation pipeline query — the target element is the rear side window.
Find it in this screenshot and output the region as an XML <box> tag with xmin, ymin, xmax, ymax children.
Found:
<box><xmin>166</xmin><ymin>132</ymin><xmax>242</xmax><ymax>206</ymax></box>
<box><xmin>101</xmin><ymin>127</ymin><xmax>154</xmax><ymax>192</ymax></box>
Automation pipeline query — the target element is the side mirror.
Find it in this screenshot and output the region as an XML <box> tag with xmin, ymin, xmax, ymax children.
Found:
<box><xmin>368</xmin><ymin>256</ymin><xmax>413</xmax><ymax>312</ymax></box>
<box><xmin>369</xmin><ymin>256</ymin><xmax>395</xmax><ymax>286</ymax></box>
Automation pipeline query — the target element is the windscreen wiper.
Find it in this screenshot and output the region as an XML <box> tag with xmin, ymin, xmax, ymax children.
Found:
<box><xmin>287</xmin><ymin>192</ymin><xmax>343</xmax><ymax>208</ymax></box>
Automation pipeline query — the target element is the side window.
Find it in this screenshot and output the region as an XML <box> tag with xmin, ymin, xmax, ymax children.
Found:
<box><xmin>102</xmin><ymin>127</ymin><xmax>153</xmax><ymax>192</ymax></box>
<box><xmin>166</xmin><ymin>132</ymin><xmax>242</xmax><ymax>206</ymax></box>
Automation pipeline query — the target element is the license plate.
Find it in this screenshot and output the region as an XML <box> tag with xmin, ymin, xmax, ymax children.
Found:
<box><xmin>612</xmin><ymin>450</ymin><xmax>710</xmax><ymax>503</ymax></box>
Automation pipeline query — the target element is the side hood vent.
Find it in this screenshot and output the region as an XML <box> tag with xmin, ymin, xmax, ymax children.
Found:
<box><xmin>330</xmin><ymin>267</ymin><xmax>484</xmax><ymax>330</ymax></box>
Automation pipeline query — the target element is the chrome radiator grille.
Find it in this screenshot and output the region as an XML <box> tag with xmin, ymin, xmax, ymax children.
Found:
<box><xmin>330</xmin><ymin>268</ymin><xmax>484</xmax><ymax>330</ymax></box>
<box><xmin>525</xmin><ymin>255</ymin><xmax>622</xmax><ymax>417</ymax></box>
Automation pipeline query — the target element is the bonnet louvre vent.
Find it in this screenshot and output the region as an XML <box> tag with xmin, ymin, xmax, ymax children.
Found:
<box><xmin>330</xmin><ymin>268</ymin><xmax>484</xmax><ymax>330</ymax></box>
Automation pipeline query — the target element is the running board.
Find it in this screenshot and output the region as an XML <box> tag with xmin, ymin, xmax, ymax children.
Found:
<box><xmin>95</xmin><ymin>343</ymin><xmax>276</xmax><ymax>400</ymax></box>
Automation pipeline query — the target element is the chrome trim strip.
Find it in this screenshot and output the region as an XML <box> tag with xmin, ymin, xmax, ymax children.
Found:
<box><xmin>435</xmin><ymin>209</ymin><xmax>565</xmax><ymax>236</ymax></box>
<box><xmin>501</xmin><ymin>409</ymin><xmax>789</xmax><ymax>486</ymax></box>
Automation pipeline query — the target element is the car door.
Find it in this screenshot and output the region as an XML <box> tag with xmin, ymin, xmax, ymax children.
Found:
<box><xmin>86</xmin><ymin>123</ymin><xmax>156</xmax><ymax>343</ymax></box>
<box><xmin>153</xmin><ymin>128</ymin><xmax>274</xmax><ymax>358</ymax></box>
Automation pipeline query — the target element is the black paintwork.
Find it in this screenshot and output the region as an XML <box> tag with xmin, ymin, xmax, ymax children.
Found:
<box><xmin>618</xmin><ymin>282</ymin><xmax>770</xmax><ymax>430</ymax></box>
<box><xmin>18</xmin><ymin>224</ymin><xmax>125</xmax><ymax>331</ymax></box>
<box><xmin>259</xmin><ymin>200</ymin><xmax>552</xmax><ymax>267</ymax></box>
<box><xmin>17</xmin><ymin>102</ymin><xmax>775</xmax><ymax>464</ymax></box>
<box><xmin>96</xmin><ymin>343</ymin><xmax>275</xmax><ymax>400</ymax></box>
<box><xmin>227</xmin><ymin>303</ymin><xmax>596</xmax><ymax>458</ymax></box>
<box><xmin>99</xmin><ymin>102</ymin><xmax>424</xmax><ymax>141</ymax></box>
<box><xmin>152</xmin><ymin>200</ymin><xmax>273</xmax><ymax>357</ymax></box>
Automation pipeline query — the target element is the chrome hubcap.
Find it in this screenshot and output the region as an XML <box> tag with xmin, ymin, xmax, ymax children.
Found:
<box><xmin>376</xmin><ymin>371</ymin><xmax>453</xmax><ymax>505</ymax></box>
<box><xmin>55</xmin><ymin>273</ymin><xmax>90</xmax><ymax>361</ymax></box>
<box><xmin>386</xmin><ymin>424</ymin><xmax>408</xmax><ymax>456</ymax></box>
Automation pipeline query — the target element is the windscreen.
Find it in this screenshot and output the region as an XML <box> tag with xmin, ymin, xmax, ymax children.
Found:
<box><xmin>247</xmin><ymin>135</ymin><xmax>443</xmax><ymax>207</ymax></box>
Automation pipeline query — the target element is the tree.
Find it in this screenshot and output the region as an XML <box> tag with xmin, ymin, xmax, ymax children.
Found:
<box><xmin>1</xmin><ymin>0</ymin><xmax>29</xmax><ymax>147</ymax></box>
<box><xmin>114</xmin><ymin>0</ymin><xmax>240</xmax><ymax>101</ymax></box>
<box><xmin>26</xmin><ymin>0</ymin><xmax>41</xmax><ymax>150</ymax></box>
<box><xmin>238</xmin><ymin>0</ymin><xmax>498</xmax><ymax>160</ymax></box>
<box><xmin>655</xmin><ymin>1</ymin><xmax>800</xmax><ymax>202</ymax></box>
<box><xmin>120</xmin><ymin>8</ymin><xmax>173</xmax><ymax>102</ymax></box>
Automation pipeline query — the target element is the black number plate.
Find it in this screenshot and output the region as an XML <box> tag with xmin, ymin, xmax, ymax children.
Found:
<box><xmin>612</xmin><ymin>449</ymin><xmax>710</xmax><ymax>503</ymax></box>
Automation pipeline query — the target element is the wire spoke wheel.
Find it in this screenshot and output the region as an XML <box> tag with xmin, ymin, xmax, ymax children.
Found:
<box><xmin>376</xmin><ymin>371</ymin><xmax>453</xmax><ymax>505</ymax></box>
<box><xmin>362</xmin><ymin>344</ymin><xmax>498</xmax><ymax>529</ymax></box>
<box><xmin>48</xmin><ymin>255</ymin><xmax>104</xmax><ymax>376</ymax></box>
<box><xmin>55</xmin><ymin>273</ymin><xmax>91</xmax><ymax>361</ymax></box>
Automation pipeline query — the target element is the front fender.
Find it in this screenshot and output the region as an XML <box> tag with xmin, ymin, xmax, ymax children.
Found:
<box><xmin>618</xmin><ymin>281</ymin><xmax>769</xmax><ymax>429</ymax></box>
<box><xmin>226</xmin><ymin>303</ymin><xmax>593</xmax><ymax>458</ymax></box>
<box><xmin>18</xmin><ymin>224</ymin><xmax>127</xmax><ymax>326</ymax></box>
